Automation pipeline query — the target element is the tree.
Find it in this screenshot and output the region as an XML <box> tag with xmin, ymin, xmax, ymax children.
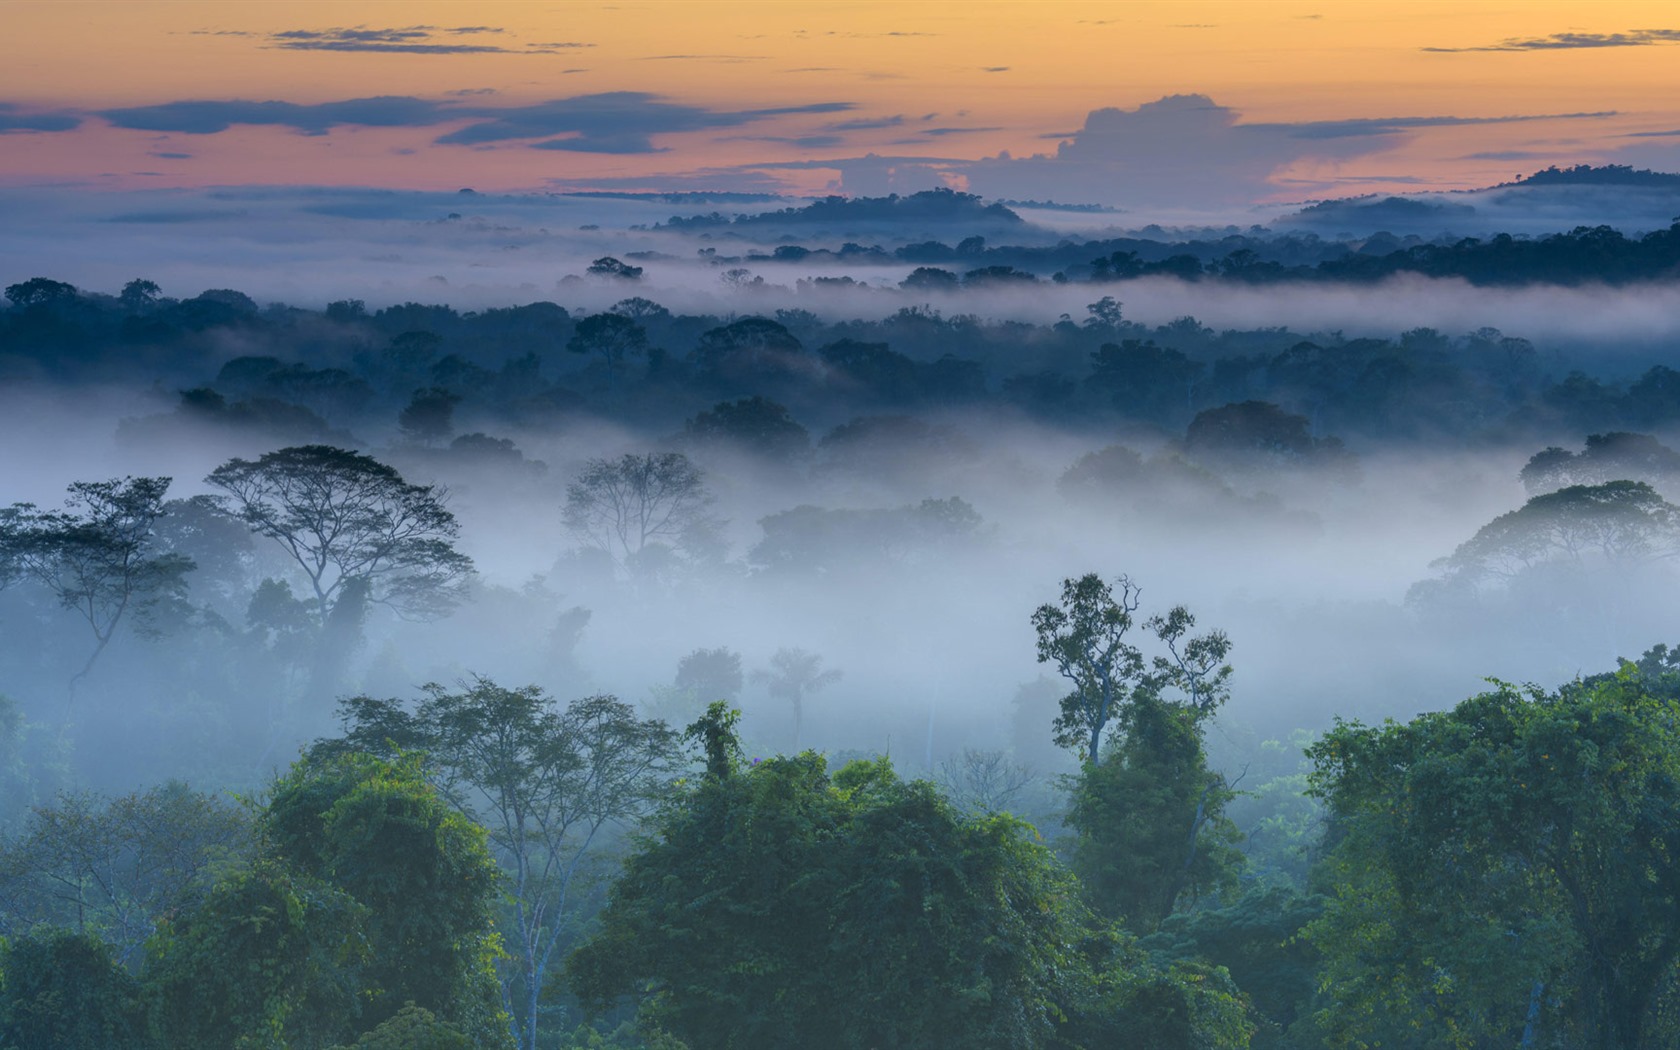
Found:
<box><xmin>1518</xmin><ymin>431</ymin><xmax>1680</xmax><ymax>497</ymax></box>
<box><xmin>1439</xmin><ymin>480</ymin><xmax>1680</xmax><ymax>584</ymax></box>
<box><xmin>332</xmin><ymin>1004</ymin><xmax>470</xmax><ymax>1050</ymax></box>
<box><xmin>682</xmin><ymin>396</ymin><xmax>811</xmax><ymax>461</ymax></box>
<box><xmin>692</xmin><ymin>317</ymin><xmax>805</xmax><ymax>387</ymax></box>
<box><xmin>1307</xmin><ymin>670</ymin><xmax>1680</xmax><ymax>1050</ymax></box>
<box><xmin>607</xmin><ymin>296</ymin><xmax>669</xmax><ymax>321</ymax></box>
<box><xmin>936</xmin><ymin>746</ymin><xmax>1035</xmax><ymax>815</ymax></box>
<box><xmin>398</xmin><ymin>387</ymin><xmax>462</xmax><ymax>446</ymax></box>
<box><xmin>0</xmin><ymin>782</ymin><xmax>254</xmax><ymax>965</ymax></box>
<box><xmin>1032</xmin><ymin>573</ymin><xmax>1233</xmax><ymax>763</ymax></box>
<box><xmin>1183</xmin><ymin>400</ymin><xmax>1346</xmax><ymax>468</ymax></box>
<box><xmin>1087</xmin><ymin>340</ymin><xmax>1203</xmax><ymax>425</ymax></box>
<box><xmin>1031</xmin><ymin>573</ymin><xmax>1144</xmax><ymax>762</ymax></box>
<box><xmin>585</xmin><ymin>257</ymin><xmax>643</xmax><ymax>280</ymax></box>
<box><xmin>1032</xmin><ymin>575</ymin><xmax>1239</xmax><ymax>931</ymax></box>
<box><xmin>119</xmin><ymin>278</ymin><xmax>161</xmax><ymax>311</ymax></box>
<box><xmin>206</xmin><ymin>445</ymin><xmax>473</xmax><ymax>627</ymax></box>
<box><xmin>3</xmin><ymin>277</ymin><xmax>77</xmax><ymax>309</ymax></box>
<box><xmin>562</xmin><ymin>452</ymin><xmax>719</xmax><ymax>575</ymax></box>
<box><xmin>0</xmin><ymin>929</ymin><xmax>147</xmax><ymax>1050</ymax></box>
<box><xmin>899</xmin><ymin>266</ymin><xmax>959</xmax><ymax>292</ymax></box>
<box><xmin>674</xmin><ymin>647</ymin><xmax>743</xmax><ymax>703</ymax></box>
<box><xmin>1066</xmin><ymin>696</ymin><xmax>1244</xmax><ymax>931</ymax></box>
<box><xmin>753</xmin><ymin>647</ymin><xmax>841</xmax><ymax>751</ymax></box>
<box><xmin>566</xmin><ymin>715</ymin><xmax>1099</xmax><ymax>1050</ymax></box>
<box><xmin>325</xmin><ymin>680</ymin><xmax>678</xmax><ymax>1050</ymax></box>
<box><xmin>565</xmin><ymin>314</ymin><xmax>648</xmax><ymax>385</ymax></box>
<box><xmin>4</xmin><ymin>476</ymin><xmax>194</xmax><ymax>683</ymax></box>
<box><xmin>142</xmin><ymin>860</ymin><xmax>370</xmax><ymax>1050</ymax></box>
<box><xmin>262</xmin><ymin>752</ymin><xmax>509</xmax><ymax>1042</ymax></box>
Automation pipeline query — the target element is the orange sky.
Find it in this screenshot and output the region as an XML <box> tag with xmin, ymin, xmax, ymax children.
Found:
<box><xmin>5</xmin><ymin>1</ymin><xmax>1680</xmax><ymax>204</ymax></box>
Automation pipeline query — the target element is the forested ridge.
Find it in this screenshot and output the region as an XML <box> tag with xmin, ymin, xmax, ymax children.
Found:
<box><xmin>3</xmin><ymin>264</ymin><xmax>1680</xmax><ymax>1047</ymax></box>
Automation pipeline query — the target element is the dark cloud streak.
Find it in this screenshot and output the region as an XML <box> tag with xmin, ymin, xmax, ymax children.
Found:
<box><xmin>264</xmin><ymin>24</ymin><xmax>584</xmax><ymax>55</ymax></box>
<box><xmin>91</xmin><ymin>92</ymin><xmax>853</xmax><ymax>154</ymax></box>
<box><xmin>1424</xmin><ymin>28</ymin><xmax>1680</xmax><ymax>52</ymax></box>
<box><xmin>0</xmin><ymin>103</ymin><xmax>82</xmax><ymax>133</ymax></box>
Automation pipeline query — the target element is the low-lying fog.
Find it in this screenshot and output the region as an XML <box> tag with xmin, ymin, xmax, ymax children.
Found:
<box><xmin>1</xmin><ymin>381</ymin><xmax>1664</xmax><ymax>796</ymax></box>
<box><xmin>3</xmin><ymin>181</ymin><xmax>1677</xmax><ymax>799</ymax></box>
<box><xmin>7</xmin><ymin>184</ymin><xmax>1680</xmax><ymax>351</ymax></box>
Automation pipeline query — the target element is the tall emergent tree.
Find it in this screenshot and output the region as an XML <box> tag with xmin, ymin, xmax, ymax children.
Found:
<box><xmin>1</xmin><ymin>477</ymin><xmax>193</xmax><ymax>683</ymax></box>
<box><xmin>1031</xmin><ymin>573</ymin><xmax>1145</xmax><ymax>762</ymax></box>
<box><xmin>325</xmin><ymin>678</ymin><xmax>679</xmax><ymax>1050</ymax></box>
<box><xmin>206</xmin><ymin>445</ymin><xmax>473</xmax><ymax>628</ymax></box>
<box><xmin>1307</xmin><ymin>664</ymin><xmax>1680</xmax><ymax>1050</ymax></box>
<box><xmin>1033</xmin><ymin>573</ymin><xmax>1240</xmax><ymax>930</ymax></box>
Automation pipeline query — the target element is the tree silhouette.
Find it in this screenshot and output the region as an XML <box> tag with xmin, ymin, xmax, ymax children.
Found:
<box><xmin>753</xmin><ymin>647</ymin><xmax>841</xmax><ymax>750</ymax></box>
<box><xmin>206</xmin><ymin>445</ymin><xmax>473</xmax><ymax>627</ymax></box>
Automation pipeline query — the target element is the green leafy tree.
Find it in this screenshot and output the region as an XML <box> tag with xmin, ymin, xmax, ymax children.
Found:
<box><xmin>325</xmin><ymin>681</ymin><xmax>678</xmax><ymax>1050</ymax></box>
<box><xmin>1032</xmin><ymin>573</ymin><xmax>1145</xmax><ymax>761</ymax></box>
<box><xmin>1034</xmin><ymin>575</ymin><xmax>1240</xmax><ymax>931</ymax></box>
<box><xmin>262</xmin><ymin>752</ymin><xmax>509</xmax><ymax>1042</ymax></box>
<box><xmin>1306</xmin><ymin>669</ymin><xmax>1680</xmax><ymax>1050</ymax></box>
<box><xmin>567</xmin><ymin>706</ymin><xmax>1097</xmax><ymax>1050</ymax></box>
<box><xmin>0</xmin><ymin>782</ymin><xmax>253</xmax><ymax>963</ymax></box>
<box><xmin>1067</xmin><ymin>696</ymin><xmax>1244</xmax><ymax>931</ymax></box>
<box><xmin>1032</xmin><ymin>573</ymin><xmax>1231</xmax><ymax>762</ymax></box>
<box><xmin>0</xmin><ymin>929</ymin><xmax>148</xmax><ymax>1050</ymax></box>
<box><xmin>332</xmin><ymin>1003</ymin><xmax>471</xmax><ymax>1050</ymax></box>
<box><xmin>143</xmin><ymin>859</ymin><xmax>369</xmax><ymax>1050</ymax></box>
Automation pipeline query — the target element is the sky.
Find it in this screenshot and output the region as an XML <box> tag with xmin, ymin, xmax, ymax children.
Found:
<box><xmin>5</xmin><ymin>1</ymin><xmax>1680</xmax><ymax>209</ymax></box>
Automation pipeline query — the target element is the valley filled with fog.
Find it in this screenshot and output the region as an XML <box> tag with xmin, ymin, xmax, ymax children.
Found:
<box><xmin>5</xmin><ymin>174</ymin><xmax>1680</xmax><ymax>1049</ymax></box>
<box><xmin>6</xmin><ymin>178</ymin><xmax>1680</xmax><ymax>788</ymax></box>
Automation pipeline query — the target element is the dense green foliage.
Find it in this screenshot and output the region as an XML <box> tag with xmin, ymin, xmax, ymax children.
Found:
<box><xmin>568</xmin><ymin>703</ymin><xmax>1251</xmax><ymax>1050</ymax></box>
<box><xmin>263</xmin><ymin>753</ymin><xmax>508</xmax><ymax>1041</ymax></box>
<box><xmin>0</xmin><ymin>929</ymin><xmax>147</xmax><ymax>1049</ymax></box>
<box><xmin>1307</xmin><ymin>669</ymin><xmax>1680</xmax><ymax>1049</ymax></box>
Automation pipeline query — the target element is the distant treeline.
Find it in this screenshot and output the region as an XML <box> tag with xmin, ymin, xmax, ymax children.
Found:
<box><xmin>661</xmin><ymin>187</ymin><xmax>1680</xmax><ymax>287</ymax></box>
<box><xmin>5</xmin><ymin>276</ymin><xmax>1680</xmax><ymax>451</ymax></box>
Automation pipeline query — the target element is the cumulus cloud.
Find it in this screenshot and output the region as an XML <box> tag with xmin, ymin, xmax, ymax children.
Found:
<box><xmin>957</xmin><ymin>95</ymin><xmax>1618</xmax><ymax>207</ymax></box>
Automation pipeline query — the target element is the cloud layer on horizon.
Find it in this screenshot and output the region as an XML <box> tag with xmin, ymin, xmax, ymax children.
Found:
<box><xmin>0</xmin><ymin>88</ymin><xmax>1643</xmax><ymax>208</ymax></box>
<box><xmin>84</xmin><ymin>92</ymin><xmax>853</xmax><ymax>153</ymax></box>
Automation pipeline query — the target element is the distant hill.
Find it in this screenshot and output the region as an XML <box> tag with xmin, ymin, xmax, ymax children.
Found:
<box><xmin>663</xmin><ymin>188</ymin><xmax>1024</xmax><ymax>231</ymax></box>
<box><xmin>1506</xmin><ymin>164</ymin><xmax>1680</xmax><ymax>188</ymax></box>
<box><xmin>1284</xmin><ymin>195</ymin><xmax>1477</xmax><ymax>230</ymax></box>
<box><xmin>1278</xmin><ymin>164</ymin><xmax>1680</xmax><ymax>238</ymax></box>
